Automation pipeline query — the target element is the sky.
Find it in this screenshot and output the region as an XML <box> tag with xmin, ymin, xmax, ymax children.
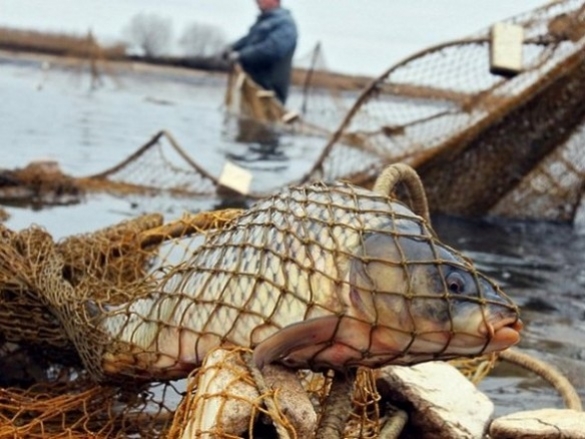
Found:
<box><xmin>0</xmin><ymin>0</ymin><xmax>548</xmax><ymax>75</ymax></box>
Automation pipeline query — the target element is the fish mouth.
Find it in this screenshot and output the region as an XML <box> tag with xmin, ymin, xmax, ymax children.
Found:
<box><xmin>483</xmin><ymin>316</ymin><xmax>523</xmax><ymax>352</ymax></box>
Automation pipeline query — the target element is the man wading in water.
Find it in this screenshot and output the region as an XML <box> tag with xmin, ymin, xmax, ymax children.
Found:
<box><xmin>225</xmin><ymin>0</ymin><xmax>298</xmax><ymax>104</ymax></box>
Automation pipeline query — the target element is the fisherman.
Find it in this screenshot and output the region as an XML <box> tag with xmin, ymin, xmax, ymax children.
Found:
<box><xmin>224</xmin><ymin>0</ymin><xmax>298</xmax><ymax>104</ymax></box>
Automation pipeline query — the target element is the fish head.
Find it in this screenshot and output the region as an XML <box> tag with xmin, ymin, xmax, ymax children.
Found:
<box><xmin>252</xmin><ymin>213</ymin><xmax>521</xmax><ymax>372</ymax></box>
<box><xmin>348</xmin><ymin>221</ymin><xmax>521</xmax><ymax>365</ymax></box>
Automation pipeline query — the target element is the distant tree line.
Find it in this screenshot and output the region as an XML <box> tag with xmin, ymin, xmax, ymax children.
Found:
<box><xmin>123</xmin><ymin>13</ymin><xmax>227</xmax><ymax>59</ymax></box>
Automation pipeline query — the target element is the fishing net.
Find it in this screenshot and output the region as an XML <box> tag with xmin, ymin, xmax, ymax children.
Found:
<box><xmin>0</xmin><ymin>162</ymin><xmax>521</xmax><ymax>438</ymax></box>
<box><xmin>300</xmin><ymin>0</ymin><xmax>585</xmax><ymax>222</ymax></box>
<box><xmin>291</xmin><ymin>42</ymin><xmax>364</xmax><ymax>133</ymax></box>
<box><xmin>0</xmin><ymin>160</ymin><xmax>82</xmax><ymax>207</ymax></box>
<box><xmin>223</xmin><ymin>60</ymin><xmax>345</xmax><ymax>148</ymax></box>
<box><xmin>81</xmin><ymin>131</ymin><xmax>220</xmax><ymax>199</ymax></box>
<box><xmin>224</xmin><ymin>44</ymin><xmax>358</xmax><ymax>133</ymax></box>
<box><xmin>0</xmin><ymin>209</ymin><xmax>240</xmax><ymax>437</ymax></box>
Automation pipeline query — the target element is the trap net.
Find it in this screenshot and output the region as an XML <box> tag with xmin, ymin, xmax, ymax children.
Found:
<box><xmin>0</xmin><ymin>131</ymin><xmax>227</xmax><ymax>214</ymax></box>
<box><xmin>0</xmin><ymin>164</ymin><xmax>518</xmax><ymax>438</ymax></box>
<box><xmin>224</xmin><ymin>43</ymin><xmax>359</xmax><ymax>137</ymax></box>
<box><xmin>82</xmin><ymin>131</ymin><xmax>220</xmax><ymax>199</ymax></box>
<box><xmin>299</xmin><ymin>0</ymin><xmax>585</xmax><ymax>222</ymax></box>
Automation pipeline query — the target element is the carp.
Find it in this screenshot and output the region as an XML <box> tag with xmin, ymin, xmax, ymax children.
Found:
<box><xmin>97</xmin><ymin>182</ymin><xmax>521</xmax><ymax>378</ymax></box>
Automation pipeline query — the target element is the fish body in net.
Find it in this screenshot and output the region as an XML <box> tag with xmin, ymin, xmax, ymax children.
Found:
<box><xmin>98</xmin><ymin>182</ymin><xmax>521</xmax><ymax>378</ymax></box>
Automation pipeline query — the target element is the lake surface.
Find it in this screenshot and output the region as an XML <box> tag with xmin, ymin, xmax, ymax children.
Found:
<box><xmin>1</xmin><ymin>52</ymin><xmax>584</xmax><ymax>419</ymax></box>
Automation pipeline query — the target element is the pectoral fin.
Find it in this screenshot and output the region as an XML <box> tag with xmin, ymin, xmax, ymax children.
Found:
<box><xmin>252</xmin><ymin>316</ymin><xmax>342</xmax><ymax>370</ymax></box>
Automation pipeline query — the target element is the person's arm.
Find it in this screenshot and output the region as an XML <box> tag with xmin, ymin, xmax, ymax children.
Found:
<box><xmin>231</xmin><ymin>34</ymin><xmax>250</xmax><ymax>52</ymax></box>
<box><xmin>223</xmin><ymin>28</ymin><xmax>252</xmax><ymax>62</ymax></box>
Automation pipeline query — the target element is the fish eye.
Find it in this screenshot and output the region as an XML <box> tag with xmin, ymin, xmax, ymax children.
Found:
<box><xmin>446</xmin><ymin>271</ymin><xmax>466</xmax><ymax>294</ymax></box>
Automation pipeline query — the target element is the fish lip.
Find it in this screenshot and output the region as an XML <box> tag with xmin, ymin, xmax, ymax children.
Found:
<box><xmin>486</xmin><ymin>315</ymin><xmax>523</xmax><ymax>335</ymax></box>
<box><xmin>483</xmin><ymin>315</ymin><xmax>523</xmax><ymax>351</ymax></box>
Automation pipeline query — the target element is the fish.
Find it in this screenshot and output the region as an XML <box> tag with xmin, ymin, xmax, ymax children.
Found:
<box><xmin>97</xmin><ymin>181</ymin><xmax>521</xmax><ymax>379</ymax></box>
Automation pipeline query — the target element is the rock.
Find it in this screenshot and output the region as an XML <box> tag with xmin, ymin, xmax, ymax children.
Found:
<box><xmin>376</xmin><ymin>362</ymin><xmax>494</xmax><ymax>438</ymax></box>
<box><xmin>489</xmin><ymin>408</ymin><xmax>585</xmax><ymax>438</ymax></box>
<box><xmin>262</xmin><ymin>364</ymin><xmax>318</xmax><ymax>438</ymax></box>
<box><xmin>181</xmin><ymin>348</ymin><xmax>259</xmax><ymax>439</ymax></box>
<box><xmin>179</xmin><ymin>348</ymin><xmax>318</xmax><ymax>439</ymax></box>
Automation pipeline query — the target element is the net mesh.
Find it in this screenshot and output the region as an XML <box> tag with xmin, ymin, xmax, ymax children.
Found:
<box><xmin>0</xmin><ymin>210</ymin><xmax>237</xmax><ymax>438</ymax></box>
<box><xmin>0</xmin><ymin>164</ymin><xmax>519</xmax><ymax>438</ymax></box>
<box><xmin>307</xmin><ymin>0</ymin><xmax>585</xmax><ymax>221</ymax></box>
<box><xmin>82</xmin><ymin>131</ymin><xmax>220</xmax><ymax>198</ymax></box>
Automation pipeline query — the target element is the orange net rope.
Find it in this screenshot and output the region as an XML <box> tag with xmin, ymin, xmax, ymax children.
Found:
<box><xmin>0</xmin><ymin>164</ymin><xmax>520</xmax><ymax>438</ymax></box>
<box><xmin>304</xmin><ymin>0</ymin><xmax>585</xmax><ymax>221</ymax></box>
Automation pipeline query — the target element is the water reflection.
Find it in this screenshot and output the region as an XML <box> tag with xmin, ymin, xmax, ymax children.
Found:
<box><xmin>224</xmin><ymin>117</ymin><xmax>289</xmax><ymax>163</ymax></box>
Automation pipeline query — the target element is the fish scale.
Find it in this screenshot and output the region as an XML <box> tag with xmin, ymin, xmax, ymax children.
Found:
<box><xmin>99</xmin><ymin>181</ymin><xmax>520</xmax><ymax>377</ymax></box>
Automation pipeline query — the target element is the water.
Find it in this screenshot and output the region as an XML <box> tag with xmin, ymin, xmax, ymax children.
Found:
<box><xmin>1</xmin><ymin>53</ymin><xmax>584</xmax><ymax>419</ymax></box>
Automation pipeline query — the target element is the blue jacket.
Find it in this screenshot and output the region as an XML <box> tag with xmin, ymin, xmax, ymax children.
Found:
<box><xmin>232</xmin><ymin>8</ymin><xmax>298</xmax><ymax>103</ymax></box>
